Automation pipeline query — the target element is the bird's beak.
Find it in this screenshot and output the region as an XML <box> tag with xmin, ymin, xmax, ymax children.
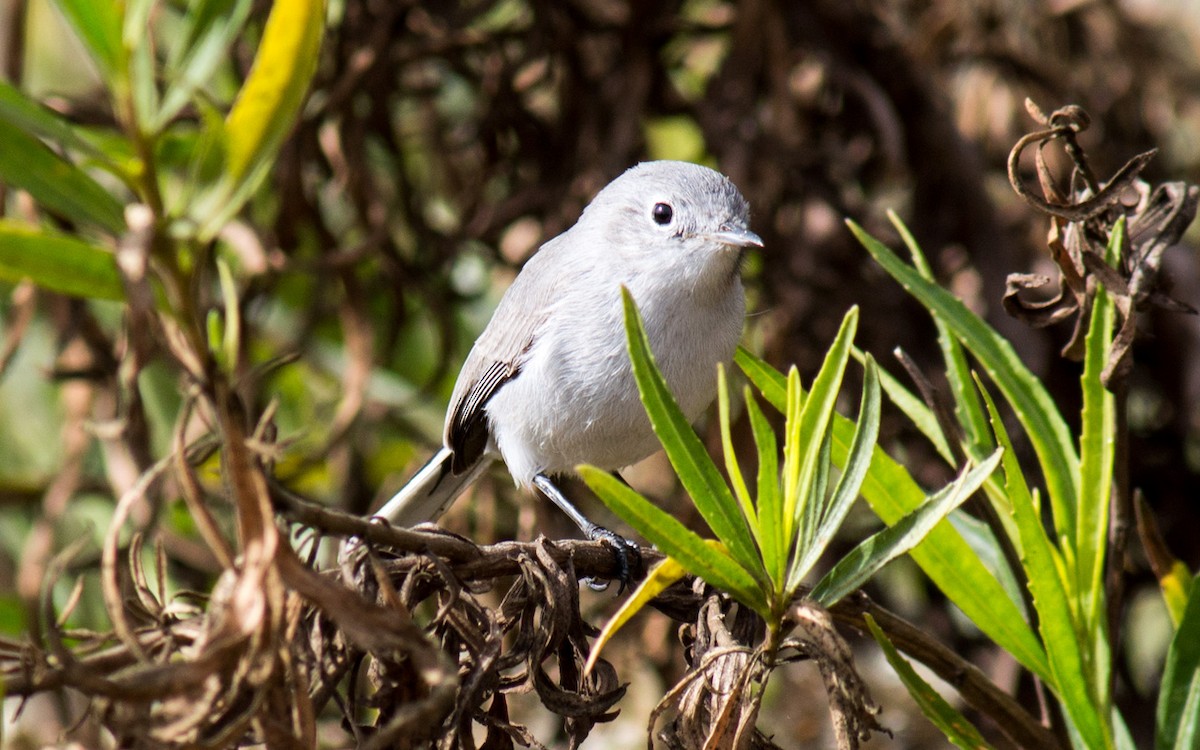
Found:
<box><xmin>704</xmin><ymin>224</ymin><xmax>763</xmax><ymax>248</ymax></box>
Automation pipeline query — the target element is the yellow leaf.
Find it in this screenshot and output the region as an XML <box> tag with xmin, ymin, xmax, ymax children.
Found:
<box><xmin>584</xmin><ymin>554</ymin><xmax>692</xmax><ymax>676</ymax></box>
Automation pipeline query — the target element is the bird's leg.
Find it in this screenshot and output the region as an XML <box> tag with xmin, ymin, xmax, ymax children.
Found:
<box><xmin>532</xmin><ymin>473</ymin><xmax>642</xmax><ymax>592</ymax></box>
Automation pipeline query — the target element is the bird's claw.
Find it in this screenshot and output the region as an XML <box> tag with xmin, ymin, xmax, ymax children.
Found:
<box><xmin>583</xmin><ymin>525</ymin><xmax>643</xmax><ymax>594</ymax></box>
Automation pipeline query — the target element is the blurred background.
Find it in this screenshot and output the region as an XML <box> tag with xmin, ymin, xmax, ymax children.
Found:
<box><xmin>2</xmin><ymin>0</ymin><xmax>1199</xmax><ymax>747</ymax></box>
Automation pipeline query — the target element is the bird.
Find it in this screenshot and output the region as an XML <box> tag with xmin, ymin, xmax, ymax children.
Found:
<box><xmin>348</xmin><ymin>160</ymin><xmax>760</xmax><ymax>579</ymax></box>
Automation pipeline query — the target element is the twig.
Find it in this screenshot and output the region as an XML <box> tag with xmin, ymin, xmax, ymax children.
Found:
<box><xmin>830</xmin><ymin>594</ymin><xmax>1063</xmax><ymax>750</ymax></box>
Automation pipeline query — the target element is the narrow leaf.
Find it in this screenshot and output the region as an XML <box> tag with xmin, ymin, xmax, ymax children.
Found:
<box><xmin>790</xmin><ymin>355</ymin><xmax>882</xmax><ymax>591</ymax></box>
<box><xmin>889</xmin><ymin>210</ymin><xmax>994</xmax><ymax>455</ymax></box>
<box><xmin>973</xmin><ymin>374</ymin><xmax>1035</xmax><ymax>556</ymax></box>
<box><xmin>746</xmin><ymin>389</ymin><xmax>784</xmax><ymax>587</ymax></box>
<box><xmin>781</xmin><ymin>365</ymin><xmax>803</xmax><ymax>546</ymax></box>
<box><xmin>865</xmin><ymin>614</ymin><xmax>996</xmax><ymax>750</ymax></box>
<box><xmin>622</xmin><ymin>289</ymin><xmax>764</xmax><ymax>581</ymax></box>
<box><xmin>854</xmin><ymin>345</ymin><xmax>955</xmax><ymax>464</ymax></box>
<box><xmin>849</xmin><ymin>219</ymin><xmax>1081</xmax><ymax>540</ymax></box>
<box><xmin>736</xmin><ymin>346</ymin><xmax>1051</xmax><ymax>681</ymax></box>
<box><xmin>127</xmin><ymin>15</ymin><xmax>160</xmax><ymax>132</ymax></box>
<box><xmin>983</xmin><ymin>383</ymin><xmax>1112</xmax><ymax>750</ymax></box>
<box><xmin>0</xmin><ymin>81</ymin><xmax>110</xmax><ymax>164</ymax></box>
<box><xmin>195</xmin><ymin>0</ymin><xmax>325</xmax><ymax>238</ymax></box>
<box><xmin>718</xmin><ymin>365</ymin><xmax>759</xmax><ymax>540</ymax></box>
<box><xmin>791</xmin><ymin>307</ymin><xmax>858</xmax><ymax>556</ymax></box>
<box><xmin>0</xmin><ymin>221</ymin><xmax>123</xmax><ymax>300</ymax></box>
<box><xmin>157</xmin><ymin>0</ymin><xmax>255</xmax><ymax>129</ymax></box>
<box><xmin>736</xmin><ymin>346</ymin><xmax>786</xmax><ymax>411</ymax></box>
<box><xmin>1077</xmin><ymin>219</ymin><xmax>1120</xmax><ymax>640</ymax></box>
<box><xmin>580</xmin><ymin>466</ymin><xmax>764</xmax><ymax>616</ymax></box>
<box><xmin>0</xmin><ymin>119</ymin><xmax>125</xmax><ymax>234</ymax></box>
<box><xmin>585</xmin><ymin>554</ymin><xmax>691</xmax><ymax>676</ymax></box>
<box><xmin>810</xmin><ymin>449</ymin><xmax>1002</xmax><ymax>607</ymax></box>
<box><xmin>1157</xmin><ymin>574</ymin><xmax>1200</xmax><ymax>750</ymax></box>
<box><xmin>50</xmin><ymin>0</ymin><xmax>124</xmax><ymax>83</ymax></box>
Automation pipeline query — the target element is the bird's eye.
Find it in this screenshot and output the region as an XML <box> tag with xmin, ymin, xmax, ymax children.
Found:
<box><xmin>651</xmin><ymin>202</ymin><xmax>674</xmax><ymax>225</ymax></box>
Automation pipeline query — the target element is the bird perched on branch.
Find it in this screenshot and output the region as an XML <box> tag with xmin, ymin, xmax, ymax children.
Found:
<box><xmin>346</xmin><ymin>160</ymin><xmax>760</xmax><ymax>582</ymax></box>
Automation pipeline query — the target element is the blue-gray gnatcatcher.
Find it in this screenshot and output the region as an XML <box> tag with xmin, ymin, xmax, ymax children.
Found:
<box><xmin>350</xmin><ymin>161</ymin><xmax>760</xmax><ymax>575</ymax></box>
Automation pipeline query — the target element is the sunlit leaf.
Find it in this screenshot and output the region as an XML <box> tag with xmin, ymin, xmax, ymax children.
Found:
<box><xmin>789</xmin><ymin>307</ymin><xmax>857</xmax><ymax>558</ymax></box>
<box><xmin>736</xmin><ymin>346</ymin><xmax>1051</xmax><ymax>681</ymax></box>
<box><xmin>810</xmin><ymin>450</ymin><xmax>1002</xmax><ymax>607</ymax></box>
<box><xmin>1077</xmin><ymin>219</ymin><xmax>1120</xmax><ymax>645</ymax></box>
<box><xmin>980</xmin><ymin>381</ymin><xmax>1111</xmax><ymax>750</ymax></box>
<box><xmin>584</xmin><ymin>554</ymin><xmax>692</xmax><ymax>676</ymax></box>
<box><xmin>746</xmin><ymin>389</ymin><xmax>784</xmax><ymax>587</ymax></box>
<box><xmin>889</xmin><ymin>210</ymin><xmax>993</xmax><ymax>456</ymax></box>
<box><xmin>854</xmin><ymin>346</ymin><xmax>954</xmax><ymax>464</ymax></box>
<box><xmin>1157</xmin><ymin>574</ymin><xmax>1200</xmax><ymax>750</ymax></box>
<box><xmin>848</xmin><ymin>219</ymin><xmax>1081</xmax><ymax>542</ymax></box>
<box><xmin>579</xmin><ymin>466</ymin><xmax>764</xmax><ymax>616</ymax></box>
<box><xmin>194</xmin><ymin>0</ymin><xmax>326</xmax><ymax>238</ymax></box>
<box><xmin>622</xmin><ymin>288</ymin><xmax>764</xmax><ymax>582</ymax></box>
<box><xmin>718</xmin><ymin>365</ymin><xmax>758</xmax><ymax>541</ymax></box>
<box><xmin>789</xmin><ymin>356</ymin><xmax>881</xmax><ymax>591</ymax></box>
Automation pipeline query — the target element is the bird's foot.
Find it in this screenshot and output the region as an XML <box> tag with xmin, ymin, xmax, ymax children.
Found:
<box><xmin>583</xmin><ymin>524</ymin><xmax>643</xmax><ymax>594</ymax></box>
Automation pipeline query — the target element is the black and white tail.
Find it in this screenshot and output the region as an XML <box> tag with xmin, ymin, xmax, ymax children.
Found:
<box><xmin>339</xmin><ymin>447</ymin><xmax>489</xmax><ymax>563</ymax></box>
<box><xmin>374</xmin><ymin>447</ymin><xmax>490</xmax><ymax>526</ymax></box>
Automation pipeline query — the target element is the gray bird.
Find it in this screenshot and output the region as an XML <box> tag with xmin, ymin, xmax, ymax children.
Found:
<box><xmin>352</xmin><ymin>161</ymin><xmax>760</xmax><ymax>573</ymax></box>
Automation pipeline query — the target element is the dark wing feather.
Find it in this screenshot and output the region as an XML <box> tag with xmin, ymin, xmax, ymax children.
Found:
<box><xmin>446</xmin><ymin>359</ymin><xmax>520</xmax><ymax>473</ymax></box>
<box><xmin>441</xmin><ymin>233</ymin><xmax>573</xmax><ymax>473</ymax></box>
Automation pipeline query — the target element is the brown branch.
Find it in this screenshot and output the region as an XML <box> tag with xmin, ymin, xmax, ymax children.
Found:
<box><xmin>830</xmin><ymin>595</ymin><xmax>1062</xmax><ymax>750</ymax></box>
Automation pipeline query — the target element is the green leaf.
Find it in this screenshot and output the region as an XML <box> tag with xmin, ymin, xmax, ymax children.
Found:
<box><xmin>0</xmin><ymin>119</ymin><xmax>125</xmax><ymax>234</ymax></box>
<box><xmin>50</xmin><ymin>0</ymin><xmax>125</xmax><ymax>84</ymax></box>
<box><xmin>736</xmin><ymin>346</ymin><xmax>787</xmax><ymax>411</ymax></box>
<box><xmin>849</xmin><ymin>219</ymin><xmax>1081</xmax><ymax>542</ymax></box>
<box><xmin>0</xmin><ymin>593</ymin><xmax>26</xmax><ymax>637</ymax></box>
<box><xmin>971</xmin><ymin>373</ymin><xmax>1035</xmax><ymax>556</ymax></box>
<box><xmin>810</xmin><ymin>449</ymin><xmax>1002</xmax><ymax>607</ymax></box>
<box><xmin>622</xmin><ymin>288</ymin><xmax>764</xmax><ymax>582</ymax></box>
<box><xmin>854</xmin><ymin>345</ymin><xmax>955</xmax><ymax>464</ymax></box>
<box><xmin>580</xmin><ymin>466</ymin><xmax>765</xmax><ymax>616</ymax></box>
<box><xmin>126</xmin><ymin>10</ymin><xmax>160</xmax><ymax>132</ymax></box>
<box><xmin>0</xmin><ymin>221</ymin><xmax>123</xmax><ymax>300</ymax></box>
<box><xmin>864</xmin><ymin>614</ymin><xmax>996</xmax><ymax>750</ymax></box>
<box><xmin>193</xmin><ymin>0</ymin><xmax>326</xmax><ymax>239</ymax></box>
<box><xmin>889</xmin><ymin>210</ymin><xmax>994</xmax><ymax>455</ymax></box>
<box><xmin>737</xmin><ymin>346</ymin><xmax>1051</xmax><ymax>681</ymax></box>
<box><xmin>790</xmin><ymin>355</ymin><xmax>881</xmax><ymax>591</ymax></box>
<box><xmin>157</xmin><ymin>0</ymin><xmax>255</xmax><ymax>130</ymax></box>
<box><xmin>746</xmin><ymin>389</ymin><xmax>784</xmax><ymax>587</ymax></box>
<box><xmin>1077</xmin><ymin>219</ymin><xmax>1120</xmax><ymax>642</ymax></box>
<box><xmin>782</xmin><ymin>366</ymin><xmax>804</xmax><ymax>544</ymax></box>
<box><xmin>981</xmin><ymin>381</ymin><xmax>1112</xmax><ymax>750</ymax></box>
<box><xmin>1157</xmin><ymin>574</ymin><xmax>1200</xmax><ymax>750</ymax></box>
<box><xmin>789</xmin><ymin>306</ymin><xmax>858</xmax><ymax>556</ymax></box>
<box><xmin>718</xmin><ymin>365</ymin><xmax>759</xmax><ymax>542</ymax></box>
<box><xmin>0</xmin><ymin>81</ymin><xmax>111</xmax><ymax>165</ymax></box>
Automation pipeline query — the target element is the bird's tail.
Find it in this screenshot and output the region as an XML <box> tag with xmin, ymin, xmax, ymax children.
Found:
<box><xmin>339</xmin><ymin>447</ymin><xmax>488</xmax><ymax>564</ymax></box>
<box><xmin>373</xmin><ymin>446</ymin><xmax>490</xmax><ymax>527</ymax></box>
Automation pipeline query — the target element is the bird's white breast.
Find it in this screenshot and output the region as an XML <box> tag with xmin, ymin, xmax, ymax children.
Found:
<box><xmin>484</xmin><ymin>266</ymin><xmax>745</xmax><ymax>485</ymax></box>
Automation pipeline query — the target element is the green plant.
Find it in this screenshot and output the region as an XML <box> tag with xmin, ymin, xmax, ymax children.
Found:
<box><xmin>836</xmin><ymin>210</ymin><xmax>1200</xmax><ymax>750</ymax></box>
<box><xmin>579</xmin><ymin>288</ymin><xmax>1001</xmax><ymax>744</ymax></box>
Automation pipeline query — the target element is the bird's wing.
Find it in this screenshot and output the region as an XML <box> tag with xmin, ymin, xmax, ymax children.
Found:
<box><xmin>443</xmin><ymin>238</ymin><xmax>571</xmax><ymax>472</ymax></box>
